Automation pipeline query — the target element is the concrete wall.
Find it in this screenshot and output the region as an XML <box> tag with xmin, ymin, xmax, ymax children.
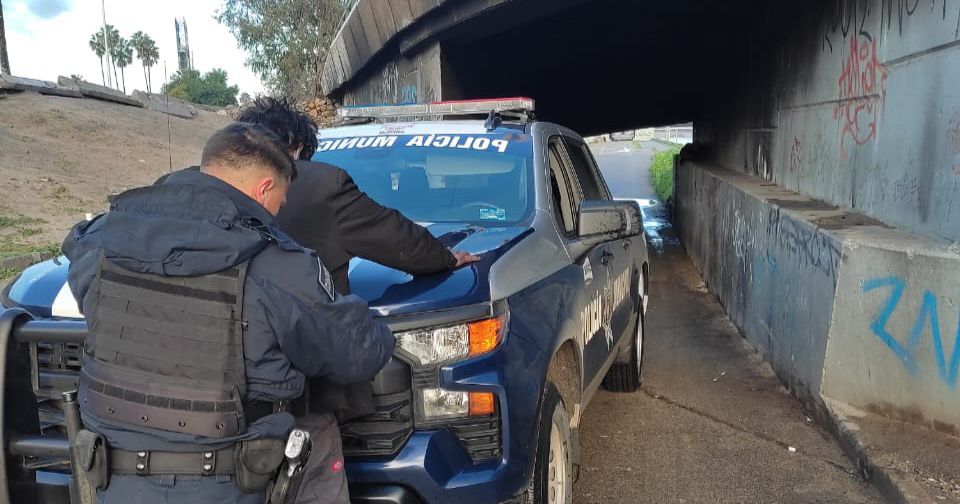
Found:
<box><xmin>824</xmin><ymin>231</ymin><xmax>960</xmax><ymax>436</ymax></box>
<box><xmin>697</xmin><ymin>1</ymin><xmax>960</xmax><ymax>244</ymax></box>
<box><xmin>321</xmin><ymin>0</ymin><xmax>450</xmax><ymax>97</ymax></box>
<box><xmin>336</xmin><ymin>41</ymin><xmax>443</xmax><ymax>106</ymax></box>
<box><xmin>677</xmin><ymin>163</ymin><xmax>960</xmax><ymax>434</ymax></box>
<box><xmin>680</xmin><ymin>0</ymin><xmax>960</xmax><ymax>434</ymax></box>
<box><xmin>677</xmin><ymin>164</ymin><xmax>842</xmax><ymax>402</ymax></box>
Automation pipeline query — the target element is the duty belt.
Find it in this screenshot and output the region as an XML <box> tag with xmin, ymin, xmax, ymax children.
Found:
<box><xmin>108</xmin><ymin>401</ymin><xmax>287</xmax><ymax>477</ymax></box>
<box><xmin>110</xmin><ymin>446</ymin><xmax>236</xmax><ymax>476</ymax></box>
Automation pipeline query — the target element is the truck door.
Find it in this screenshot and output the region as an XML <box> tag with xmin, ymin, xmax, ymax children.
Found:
<box><xmin>546</xmin><ymin>138</ymin><xmax>610</xmax><ymax>389</ymax></box>
<box><xmin>560</xmin><ymin>138</ymin><xmax>636</xmax><ymax>377</ymax></box>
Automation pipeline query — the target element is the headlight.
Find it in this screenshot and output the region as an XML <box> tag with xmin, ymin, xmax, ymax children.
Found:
<box><xmin>420</xmin><ymin>388</ymin><xmax>496</xmax><ymax>421</ymax></box>
<box><xmin>396</xmin><ymin>316</ymin><xmax>504</xmax><ymax>367</ymax></box>
<box><xmin>421</xmin><ymin>388</ymin><xmax>469</xmax><ymax>419</ymax></box>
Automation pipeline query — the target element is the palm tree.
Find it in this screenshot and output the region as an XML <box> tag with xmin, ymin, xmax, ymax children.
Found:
<box><xmin>113</xmin><ymin>37</ymin><xmax>133</xmax><ymax>94</ymax></box>
<box><xmin>131</xmin><ymin>31</ymin><xmax>159</xmax><ymax>93</ymax></box>
<box><xmin>130</xmin><ymin>31</ymin><xmax>146</xmax><ymax>91</ymax></box>
<box><xmin>88</xmin><ymin>32</ymin><xmax>106</xmax><ymax>85</ymax></box>
<box><xmin>106</xmin><ymin>25</ymin><xmax>120</xmax><ymax>89</ymax></box>
<box><xmin>141</xmin><ymin>39</ymin><xmax>159</xmax><ymax>93</ymax></box>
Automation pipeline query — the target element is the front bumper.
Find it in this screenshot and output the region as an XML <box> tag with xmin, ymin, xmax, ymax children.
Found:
<box><xmin>345</xmin><ymin>324</ymin><xmax>549</xmax><ymax>504</ymax></box>
<box><xmin>349</xmin><ymin>484</ymin><xmax>423</xmax><ymax>504</ymax></box>
<box><xmin>346</xmin><ymin>429</ymin><xmax>521</xmax><ymax>504</ymax></box>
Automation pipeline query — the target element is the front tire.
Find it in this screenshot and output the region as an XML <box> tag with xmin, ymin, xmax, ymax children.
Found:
<box><xmin>523</xmin><ymin>382</ymin><xmax>572</xmax><ymax>504</ymax></box>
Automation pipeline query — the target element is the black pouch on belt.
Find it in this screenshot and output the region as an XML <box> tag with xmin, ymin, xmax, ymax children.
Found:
<box><xmin>234</xmin><ymin>438</ymin><xmax>286</xmax><ymax>493</ymax></box>
<box><xmin>74</xmin><ymin>429</ymin><xmax>109</xmax><ymax>490</ymax></box>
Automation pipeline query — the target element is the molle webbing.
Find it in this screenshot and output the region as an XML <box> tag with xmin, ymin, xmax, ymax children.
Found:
<box><xmin>81</xmin><ymin>257</ymin><xmax>249</xmax><ymax>438</ymax></box>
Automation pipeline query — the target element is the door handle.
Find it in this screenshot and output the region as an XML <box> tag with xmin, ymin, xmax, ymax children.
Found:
<box><xmin>600</xmin><ymin>250</ymin><xmax>614</xmax><ymax>265</ymax></box>
<box><xmin>623</xmin><ymin>239</ymin><xmax>631</xmax><ymax>250</ymax></box>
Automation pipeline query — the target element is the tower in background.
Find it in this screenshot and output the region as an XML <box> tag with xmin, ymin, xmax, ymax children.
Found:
<box><xmin>175</xmin><ymin>18</ymin><xmax>192</xmax><ymax>71</ymax></box>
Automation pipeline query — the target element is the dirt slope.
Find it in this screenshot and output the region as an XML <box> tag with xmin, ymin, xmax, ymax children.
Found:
<box><xmin>0</xmin><ymin>92</ymin><xmax>231</xmax><ymax>259</ymax></box>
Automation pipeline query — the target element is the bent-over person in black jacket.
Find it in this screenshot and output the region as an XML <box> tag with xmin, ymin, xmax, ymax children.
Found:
<box><xmin>235</xmin><ymin>98</ymin><xmax>478</xmax><ymax>504</ymax></box>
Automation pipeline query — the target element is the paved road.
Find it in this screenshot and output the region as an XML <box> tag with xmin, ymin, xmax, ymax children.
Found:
<box><xmin>572</xmin><ymin>141</ymin><xmax>881</xmax><ymax>503</ymax></box>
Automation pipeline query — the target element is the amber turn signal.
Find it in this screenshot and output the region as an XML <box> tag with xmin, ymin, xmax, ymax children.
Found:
<box><xmin>469</xmin><ymin>392</ymin><xmax>496</xmax><ymax>416</ymax></box>
<box><xmin>468</xmin><ymin>317</ymin><xmax>503</xmax><ymax>357</ymax></box>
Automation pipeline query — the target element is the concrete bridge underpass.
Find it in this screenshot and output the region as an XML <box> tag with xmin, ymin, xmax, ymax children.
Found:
<box><xmin>322</xmin><ymin>1</ymin><xmax>960</xmax><ymax>501</ymax></box>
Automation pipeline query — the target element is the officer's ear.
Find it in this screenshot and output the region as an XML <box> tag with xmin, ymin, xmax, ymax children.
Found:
<box><xmin>254</xmin><ymin>176</ymin><xmax>277</xmax><ymax>203</ymax></box>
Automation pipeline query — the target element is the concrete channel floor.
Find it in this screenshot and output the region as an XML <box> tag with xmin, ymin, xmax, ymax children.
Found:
<box><xmin>572</xmin><ymin>141</ymin><xmax>881</xmax><ymax>503</ymax></box>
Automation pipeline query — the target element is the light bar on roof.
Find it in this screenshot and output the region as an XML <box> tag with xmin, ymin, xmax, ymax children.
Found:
<box><xmin>338</xmin><ymin>97</ymin><xmax>535</xmax><ymax>119</ymax></box>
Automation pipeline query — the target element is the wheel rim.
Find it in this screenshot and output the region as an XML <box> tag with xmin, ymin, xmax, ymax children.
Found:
<box><xmin>548</xmin><ymin>419</ymin><xmax>568</xmax><ymax>504</ymax></box>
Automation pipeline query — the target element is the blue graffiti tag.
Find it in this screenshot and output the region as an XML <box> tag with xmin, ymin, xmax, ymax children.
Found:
<box><xmin>863</xmin><ymin>276</ymin><xmax>960</xmax><ymax>389</ymax></box>
<box><xmin>399</xmin><ymin>85</ymin><xmax>417</xmax><ymax>105</ymax></box>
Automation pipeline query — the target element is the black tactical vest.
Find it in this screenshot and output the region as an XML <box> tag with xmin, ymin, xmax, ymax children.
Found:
<box><xmin>79</xmin><ymin>256</ymin><xmax>249</xmax><ymax>439</ymax></box>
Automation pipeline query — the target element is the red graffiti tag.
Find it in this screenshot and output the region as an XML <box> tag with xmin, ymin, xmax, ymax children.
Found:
<box><xmin>833</xmin><ymin>35</ymin><xmax>887</xmax><ymax>156</ymax></box>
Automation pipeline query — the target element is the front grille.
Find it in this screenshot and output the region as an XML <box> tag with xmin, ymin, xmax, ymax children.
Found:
<box><xmin>36</xmin><ymin>342</ymin><xmax>82</xmax><ymax>372</ymax></box>
<box><xmin>447</xmin><ymin>414</ymin><xmax>502</xmax><ymax>462</ymax></box>
<box><xmin>341</xmin><ymin>390</ymin><xmax>413</xmax><ymax>457</ymax></box>
<box><xmin>32</xmin><ymin>342</ymin><xmax>421</xmax><ymax>458</ymax></box>
<box><xmin>341</xmin><ymin>358</ymin><xmax>414</xmax><ymax>457</ymax></box>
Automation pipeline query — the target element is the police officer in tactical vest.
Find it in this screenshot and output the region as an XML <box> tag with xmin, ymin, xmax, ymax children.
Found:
<box><xmin>154</xmin><ymin>99</ymin><xmax>480</xmax><ymax>503</ymax></box>
<box><xmin>62</xmin><ymin>123</ymin><xmax>396</xmax><ymax>503</ymax></box>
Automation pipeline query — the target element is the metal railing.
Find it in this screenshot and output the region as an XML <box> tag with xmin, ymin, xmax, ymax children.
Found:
<box><xmin>2</xmin><ymin>308</ymin><xmax>88</xmax><ymax>504</ymax></box>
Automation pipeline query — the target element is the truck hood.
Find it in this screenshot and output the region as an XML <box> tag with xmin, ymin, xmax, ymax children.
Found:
<box><xmin>2</xmin><ymin>223</ymin><xmax>533</xmax><ymax>319</ymax></box>
<box><xmin>349</xmin><ymin>223</ymin><xmax>531</xmax><ymax>316</ymax></box>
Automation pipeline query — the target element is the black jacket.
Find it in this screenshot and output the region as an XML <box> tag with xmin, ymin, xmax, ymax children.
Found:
<box><xmin>276</xmin><ymin>161</ymin><xmax>457</xmax><ymax>419</ymax></box>
<box><xmin>276</xmin><ymin>160</ymin><xmax>456</xmax><ymax>295</ymax></box>
<box><xmin>63</xmin><ymin>169</ymin><xmax>395</xmax><ymax>451</ymax></box>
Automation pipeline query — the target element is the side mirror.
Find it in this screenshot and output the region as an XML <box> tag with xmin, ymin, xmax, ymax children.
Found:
<box><xmin>577</xmin><ymin>200</ymin><xmax>643</xmax><ymax>242</ymax></box>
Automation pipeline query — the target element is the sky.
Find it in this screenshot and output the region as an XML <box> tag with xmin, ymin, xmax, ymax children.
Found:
<box><xmin>4</xmin><ymin>0</ymin><xmax>266</xmax><ymax>96</ymax></box>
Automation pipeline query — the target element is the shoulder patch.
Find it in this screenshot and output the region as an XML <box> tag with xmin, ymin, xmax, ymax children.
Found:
<box><xmin>317</xmin><ymin>256</ymin><xmax>335</xmax><ymax>301</ymax></box>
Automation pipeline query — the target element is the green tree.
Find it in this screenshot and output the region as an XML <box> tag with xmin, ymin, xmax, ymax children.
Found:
<box><xmin>217</xmin><ymin>0</ymin><xmax>355</xmax><ymax>99</ymax></box>
<box><xmin>162</xmin><ymin>68</ymin><xmax>239</xmax><ymax>107</ymax></box>
<box><xmin>113</xmin><ymin>37</ymin><xmax>133</xmax><ymax>94</ymax></box>
<box><xmin>90</xmin><ymin>25</ymin><xmax>121</xmax><ymax>89</ymax></box>
<box><xmin>130</xmin><ymin>31</ymin><xmax>160</xmax><ymax>93</ymax></box>
<box><xmin>88</xmin><ymin>31</ymin><xmax>108</xmax><ymax>86</ymax></box>
<box><xmin>105</xmin><ymin>25</ymin><xmax>120</xmax><ymax>89</ymax></box>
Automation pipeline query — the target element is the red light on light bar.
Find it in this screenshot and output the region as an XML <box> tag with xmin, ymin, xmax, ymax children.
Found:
<box><xmin>428</xmin><ymin>97</ymin><xmax>533</xmax><ymax>105</ymax></box>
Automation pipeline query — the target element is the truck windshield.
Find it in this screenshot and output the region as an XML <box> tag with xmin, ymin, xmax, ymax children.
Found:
<box><xmin>312</xmin><ymin>132</ymin><xmax>534</xmax><ymax>225</ymax></box>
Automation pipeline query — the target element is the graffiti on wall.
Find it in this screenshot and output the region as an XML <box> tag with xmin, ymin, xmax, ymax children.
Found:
<box><xmin>789</xmin><ymin>136</ymin><xmax>804</xmax><ymax>173</ymax></box>
<box><xmin>823</xmin><ymin>1</ymin><xmax>960</xmax><ymax>157</ymax></box>
<box><xmin>769</xmin><ymin>212</ymin><xmax>841</xmax><ymax>279</ymax></box>
<box><xmin>880</xmin><ymin>0</ymin><xmax>960</xmax><ymax>38</ymax></box>
<box><xmin>400</xmin><ymin>84</ymin><xmax>418</xmax><ymax>104</ymax></box>
<box><xmin>863</xmin><ymin>276</ymin><xmax>960</xmax><ymax>389</ymax></box>
<box><xmin>826</xmin><ymin>0</ymin><xmax>960</xmax><ymax>52</ymax></box>
<box><xmin>833</xmin><ymin>33</ymin><xmax>887</xmax><ymax>157</ymax></box>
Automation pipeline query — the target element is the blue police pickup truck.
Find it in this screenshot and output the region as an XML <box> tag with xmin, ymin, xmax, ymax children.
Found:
<box><xmin>0</xmin><ymin>97</ymin><xmax>649</xmax><ymax>504</ymax></box>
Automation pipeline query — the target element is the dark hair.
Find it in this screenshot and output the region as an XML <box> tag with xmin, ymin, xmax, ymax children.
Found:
<box><xmin>201</xmin><ymin>123</ymin><xmax>298</xmax><ymax>181</ymax></box>
<box><xmin>235</xmin><ymin>97</ymin><xmax>318</xmax><ymax>160</ymax></box>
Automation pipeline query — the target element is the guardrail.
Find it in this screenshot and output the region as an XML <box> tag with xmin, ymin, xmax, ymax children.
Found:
<box><xmin>1</xmin><ymin>308</ymin><xmax>87</xmax><ymax>504</ymax></box>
